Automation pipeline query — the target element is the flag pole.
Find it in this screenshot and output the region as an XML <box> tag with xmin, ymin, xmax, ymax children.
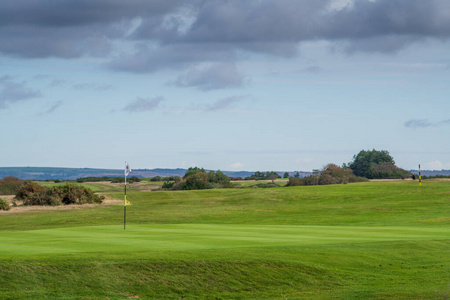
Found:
<box><xmin>124</xmin><ymin>161</ymin><xmax>131</xmax><ymax>230</ymax></box>
<box><xmin>419</xmin><ymin>164</ymin><xmax>421</xmax><ymax>186</ymax></box>
<box><xmin>124</xmin><ymin>161</ymin><xmax>127</xmax><ymax>230</ymax></box>
<box><xmin>123</xmin><ymin>161</ymin><xmax>127</xmax><ymax>230</ymax></box>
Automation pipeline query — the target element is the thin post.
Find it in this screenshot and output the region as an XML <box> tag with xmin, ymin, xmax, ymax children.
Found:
<box><xmin>419</xmin><ymin>164</ymin><xmax>421</xmax><ymax>186</ymax></box>
<box><xmin>124</xmin><ymin>161</ymin><xmax>128</xmax><ymax>230</ymax></box>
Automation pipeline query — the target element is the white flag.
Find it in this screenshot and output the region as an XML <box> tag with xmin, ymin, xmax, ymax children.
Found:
<box><xmin>125</xmin><ymin>162</ymin><xmax>131</xmax><ymax>176</ymax></box>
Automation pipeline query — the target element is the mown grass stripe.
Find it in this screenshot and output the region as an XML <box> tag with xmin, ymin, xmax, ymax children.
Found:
<box><xmin>0</xmin><ymin>224</ymin><xmax>447</xmax><ymax>256</ymax></box>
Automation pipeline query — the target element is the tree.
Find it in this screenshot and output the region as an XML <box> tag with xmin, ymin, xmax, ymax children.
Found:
<box><xmin>348</xmin><ymin>149</ymin><xmax>395</xmax><ymax>178</ymax></box>
<box><xmin>286</xmin><ymin>164</ymin><xmax>367</xmax><ymax>186</ymax></box>
<box><xmin>245</xmin><ymin>171</ymin><xmax>279</xmax><ymax>180</ymax></box>
<box><xmin>183</xmin><ymin>167</ymin><xmax>206</xmax><ymax>179</ymax></box>
<box><xmin>208</xmin><ymin>170</ymin><xmax>230</xmax><ymax>185</ymax></box>
<box><xmin>172</xmin><ymin>168</ymin><xmax>230</xmax><ymax>190</ymax></box>
<box><xmin>283</xmin><ymin>172</ymin><xmax>290</xmax><ymax>179</ymax></box>
<box><xmin>269</xmin><ymin>174</ymin><xmax>279</xmax><ymax>184</ymax></box>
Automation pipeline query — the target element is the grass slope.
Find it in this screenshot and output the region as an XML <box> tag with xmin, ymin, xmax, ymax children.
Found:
<box><xmin>0</xmin><ymin>181</ymin><xmax>449</xmax><ymax>299</ymax></box>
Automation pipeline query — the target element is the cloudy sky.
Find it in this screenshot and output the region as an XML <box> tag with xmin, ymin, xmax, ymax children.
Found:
<box><xmin>1</xmin><ymin>0</ymin><xmax>450</xmax><ymax>172</ymax></box>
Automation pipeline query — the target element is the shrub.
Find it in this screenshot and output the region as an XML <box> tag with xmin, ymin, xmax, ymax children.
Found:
<box><xmin>150</xmin><ymin>176</ymin><xmax>162</xmax><ymax>182</ymax></box>
<box><xmin>170</xmin><ymin>168</ymin><xmax>231</xmax><ymax>190</ymax></box>
<box><xmin>287</xmin><ymin>164</ymin><xmax>368</xmax><ymax>187</ymax></box>
<box><xmin>15</xmin><ymin>182</ymin><xmax>104</xmax><ymax>206</ymax></box>
<box><xmin>0</xmin><ymin>198</ymin><xmax>10</xmax><ymax>211</ymax></box>
<box><xmin>0</xmin><ymin>176</ymin><xmax>26</xmax><ymax>195</ymax></box>
<box><xmin>184</xmin><ymin>172</ymin><xmax>209</xmax><ymax>190</ymax></box>
<box><xmin>56</xmin><ymin>184</ymin><xmax>104</xmax><ymax>205</ymax></box>
<box><xmin>162</xmin><ymin>181</ymin><xmax>175</xmax><ymax>189</ymax></box>
<box><xmin>207</xmin><ymin>170</ymin><xmax>230</xmax><ymax>185</ymax></box>
<box><xmin>15</xmin><ymin>181</ymin><xmax>46</xmax><ymax>200</ymax></box>
<box><xmin>367</xmin><ymin>164</ymin><xmax>411</xmax><ymax>179</ymax></box>
<box><xmin>165</xmin><ymin>176</ymin><xmax>181</xmax><ymax>182</ymax></box>
<box><xmin>245</xmin><ymin>171</ymin><xmax>281</xmax><ymax>180</ymax></box>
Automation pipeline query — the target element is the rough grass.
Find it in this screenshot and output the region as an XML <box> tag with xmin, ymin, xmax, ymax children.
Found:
<box><xmin>0</xmin><ymin>180</ymin><xmax>448</xmax><ymax>299</ymax></box>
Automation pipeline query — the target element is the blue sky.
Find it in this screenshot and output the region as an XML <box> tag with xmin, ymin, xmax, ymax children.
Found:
<box><xmin>1</xmin><ymin>0</ymin><xmax>449</xmax><ymax>171</ymax></box>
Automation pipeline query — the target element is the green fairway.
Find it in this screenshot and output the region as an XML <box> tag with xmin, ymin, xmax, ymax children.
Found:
<box><xmin>0</xmin><ymin>181</ymin><xmax>449</xmax><ymax>299</ymax></box>
<box><xmin>0</xmin><ymin>224</ymin><xmax>448</xmax><ymax>257</ymax></box>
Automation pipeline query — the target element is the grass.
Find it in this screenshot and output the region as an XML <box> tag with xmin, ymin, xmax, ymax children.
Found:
<box><xmin>0</xmin><ymin>180</ymin><xmax>449</xmax><ymax>299</ymax></box>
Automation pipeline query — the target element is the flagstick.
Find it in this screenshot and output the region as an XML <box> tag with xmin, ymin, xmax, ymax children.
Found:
<box><xmin>419</xmin><ymin>164</ymin><xmax>422</xmax><ymax>187</ymax></box>
<box><xmin>124</xmin><ymin>161</ymin><xmax>127</xmax><ymax>230</ymax></box>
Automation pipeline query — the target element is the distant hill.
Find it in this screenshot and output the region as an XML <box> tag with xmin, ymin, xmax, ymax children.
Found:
<box><xmin>410</xmin><ymin>169</ymin><xmax>450</xmax><ymax>176</ymax></box>
<box><xmin>0</xmin><ymin>167</ymin><xmax>312</xmax><ymax>181</ymax></box>
<box><xmin>3</xmin><ymin>167</ymin><xmax>445</xmax><ymax>181</ymax></box>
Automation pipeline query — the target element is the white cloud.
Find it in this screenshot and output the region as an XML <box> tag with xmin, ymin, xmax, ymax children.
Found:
<box><xmin>423</xmin><ymin>160</ymin><xmax>450</xmax><ymax>170</ymax></box>
<box><xmin>229</xmin><ymin>162</ymin><xmax>244</xmax><ymax>170</ymax></box>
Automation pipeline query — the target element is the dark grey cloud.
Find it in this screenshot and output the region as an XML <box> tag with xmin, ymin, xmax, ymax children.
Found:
<box><xmin>0</xmin><ymin>77</ymin><xmax>42</xmax><ymax>109</ymax></box>
<box><xmin>0</xmin><ymin>1</ymin><xmax>183</xmax><ymax>27</ymax></box>
<box><xmin>122</xmin><ymin>96</ymin><xmax>164</xmax><ymax>112</ymax></box>
<box><xmin>0</xmin><ymin>1</ymin><xmax>185</xmax><ymax>58</ymax></box>
<box><xmin>0</xmin><ymin>24</ymin><xmax>114</xmax><ymax>58</ymax></box>
<box><xmin>206</xmin><ymin>95</ymin><xmax>245</xmax><ymax>112</ymax></box>
<box><xmin>405</xmin><ymin>118</ymin><xmax>450</xmax><ymax>129</ymax></box>
<box><xmin>182</xmin><ymin>0</ymin><xmax>450</xmax><ymax>53</ymax></box>
<box><xmin>113</xmin><ymin>0</ymin><xmax>450</xmax><ymax>73</ymax></box>
<box><xmin>171</xmin><ymin>63</ymin><xmax>244</xmax><ymax>90</ymax></box>
<box><xmin>2</xmin><ymin>0</ymin><xmax>450</xmax><ymax>70</ymax></box>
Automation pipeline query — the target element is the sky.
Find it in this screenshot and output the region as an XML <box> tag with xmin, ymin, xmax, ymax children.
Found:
<box><xmin>1</xmin><ymin>0</ymin><xmax>450</xmax><ymax>172</ymax></box>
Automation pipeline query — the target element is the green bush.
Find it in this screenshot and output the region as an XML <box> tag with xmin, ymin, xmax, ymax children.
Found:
<box><xmin>150</xmin><ymin>176</ymin><xmax>162</xmax><ymax>182</ymax></box>
<box><xmin>162</xmin><ymin>181</ymin><xmax>175</xmax><ymax>189</ymax></box>
<box><xmin>0</xmin><ymin>198</ymin><xmax>10</xmax><ymax>211</ymax></box>
<box><xmin>15</xmin><ymin>182</ymin><xmax>46</xmax><ymax>201</ymax></box>
<box><xmin>15</xmin><ymin>182</ymin><xmax>104</xmax><ymax>206</ymax></box>
<box><xmin>245</xmin><ymin>171</ymin><xmax>281</xmax><ymax>180</ymax></box>
<box><xmin>287</xmin><ymin>164</ymin><xmax>368</xmax><ymax>187</ymax></box>
<box><xmin>367</xmin><ymin>164</ymin><xmax>411</xmax><ymax>179</ymax></box>
<box><xmin>170</xmin><ymin>168</ymin><xmax>232</xmax><ymax>190</ymax></box>
<box><xmin>0</xmin><ymin>176</ymin><xmax>26</xmax><ymax>195</ymax></box>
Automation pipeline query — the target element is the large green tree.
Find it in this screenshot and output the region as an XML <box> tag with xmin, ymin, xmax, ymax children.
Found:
<box><xmin>348</xmin><ymin>149</ymin><xmax>395</xmax><ymax>178</ymax></box>
<box><xmin>172</xmin><ymin>167</ymin><xmax>231</xmax><ymax>190</ymax></box>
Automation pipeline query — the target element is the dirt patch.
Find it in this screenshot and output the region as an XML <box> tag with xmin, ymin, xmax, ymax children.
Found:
<box><xmin>99</xmin><ymin>193</ymin><xmax>124</xmax><ymax>205</ymax></box>
<box><xmin>0</xmin><ymin>195</ymin><xmax>15</xmax><ymax>203</ymax></box>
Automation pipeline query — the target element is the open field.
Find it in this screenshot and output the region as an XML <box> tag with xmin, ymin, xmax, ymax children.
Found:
<box><xmin>0</xmin><ymin>181</ymin><xmax>449</xmax><ymax>299</ymax></box>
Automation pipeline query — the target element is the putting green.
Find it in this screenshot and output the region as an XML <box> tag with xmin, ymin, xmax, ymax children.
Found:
<box><xmin>0</xmin><ymin>224</ymin><xmax>447</xmax><ymax>256</ymax></box>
